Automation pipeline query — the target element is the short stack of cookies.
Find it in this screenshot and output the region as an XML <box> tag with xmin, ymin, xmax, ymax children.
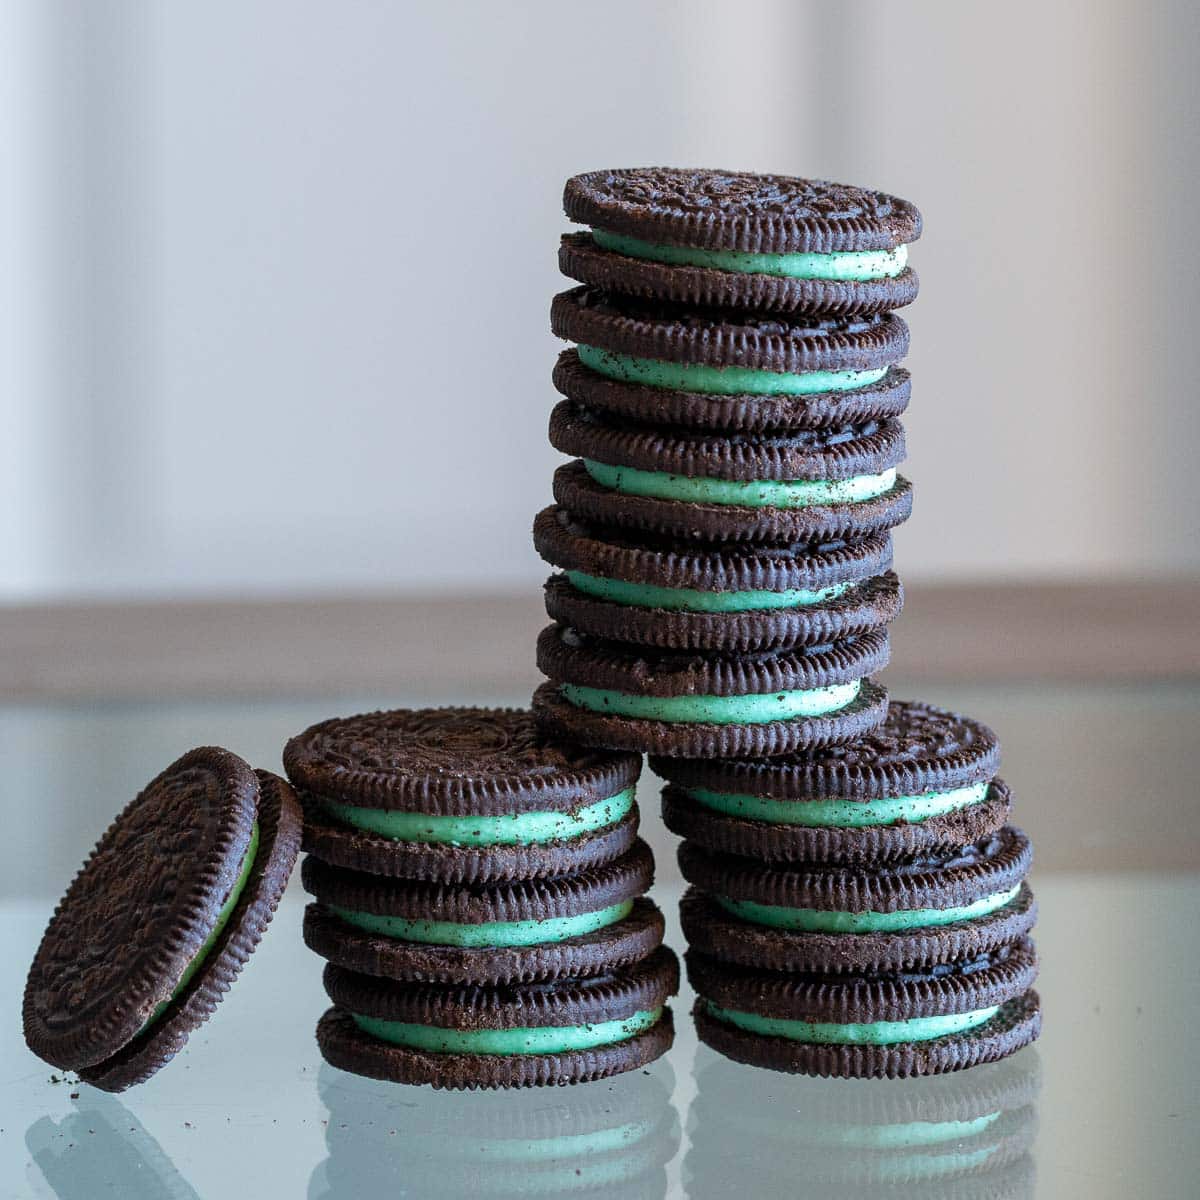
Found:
<box><xmin>283</xmin><ymin>707</ymin><xmax>679</xmax><ymax>1088</ymax></box>
<box><xmin>533</xmin><ymin>167</ymin><xmax>1040</xmax><ymax>1077</ymax></box>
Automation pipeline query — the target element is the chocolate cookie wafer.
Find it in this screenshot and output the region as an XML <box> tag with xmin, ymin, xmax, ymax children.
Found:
<box><xmin>301</xmin><ymin>839</ymin><xmax>665</xmax><ymax>985</ymax></box>
<box><xmin>560</xmin><ymin>168</ymin><xmax>920</xmax><ymax>316</ymax></box>
<box><xmin>317</xmin><ymin>945</ymin><xmax>679</xmax><ymax>1089</ymax></box>
<box><xmin>687</xmin><ymin>939</ymin><xmax>1040</xmax><ymax>1078</ymax></box>
<box><xmin>677</xmin><ymin>826</ymin><xmax>1035</xmax><ymax>974</ymax></box>
<box><xmin>23</xmin><ymin>749</ymin><xmax>302</xmax><ymax>1091</ymax></box>
<box><xmin>284</xmin><ymin>707</ymin><xmax>642</xmax><ymax>882</ymax></box>
<box><xmin>535</xmin><ymin>507</ymin><xmax>902</xmax><ymax>653</ymax></box>
<box><xmin>655</xmin><ymin>699</ymin><xmax>1012</xmax><ymax>863</ymax></box>
<box><xmin>534</xmin><ymin>624</ymin><xmax>889</xmax><ymax>757</ymax></box>
<box><xmin>549</xmin><ymin>398</ymin><xmax>910</xmax><ymax>544</ymax></box>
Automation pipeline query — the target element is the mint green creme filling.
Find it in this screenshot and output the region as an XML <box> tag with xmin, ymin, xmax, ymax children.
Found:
<box><xmin>688</xmin><ymin>780</ymin><xmax>990</xmax><ymax>828</ymax></box>
<box><xmin>704</xmin><ymin>1001</ymin><xmax>1000</xmax><ymax>1045</ymax></box>
<box><xmin>320</xmin><ymin>786</ymin><xmax>633</xmax><ymax>846</ymax></box>
<box><xmin>591</xmin><ymin>228</ymin><xmax>909</xmax><ymax>281</ymax></box>
<box><xmin>576</xmin><ymin>344</ymin><xmax>888</xmax><ymax>396</ymax></box>
<box><xmin>714</xmin><ymin>883</ymin><xmax>1022</xmax><ymax>933</ymax></box>
<box><xmin>329</xmin><ymin>900</ymin><xmax>633</xmax><ymax>947</ymax></box>
<box><xmin>560</xmin><ymin>679</ymin><xmax>861</xmax><ymax>725</ymax></box>
<box><xmin>140</xmin><ymin>821</ymin><xmax>260</xmax><ymax>1034</ymax></box>
<box><xmin>350</xmin><ymin>1006</ymin><xmax>663</xmax><ymax>1055</ymax></box>
<box><xmin>565</xmin><ymin>570</ymin><xmax>851</xmax><ymax>613</ymax></box>
<box><xmin>583</xmin><ymin>459</ymin><xmax>896</xmax><ymax>508</ymax></box>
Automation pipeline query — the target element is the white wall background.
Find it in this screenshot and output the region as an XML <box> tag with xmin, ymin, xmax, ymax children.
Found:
<box><xmin>3</xmin><ymin>0</ymin><xmax>1197</xmax><ymax>601</ymax></box>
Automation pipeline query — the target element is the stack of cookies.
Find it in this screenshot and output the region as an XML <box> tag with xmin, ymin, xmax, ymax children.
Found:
<box><xmin>283</xmin><ymin>707</ymin><xmax>678</xmax><ymax>1088</ymax></box>
<box><xmin>533</xmin><ymin>167</ymin><xmax>1040</xmax><ymax>1076</ymax></box>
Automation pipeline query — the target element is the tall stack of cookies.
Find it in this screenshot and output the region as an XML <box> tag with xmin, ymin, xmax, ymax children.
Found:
<box><xmin>283</xmin><ymin>708</ymin><xmax>678</xmax><ymax>1087</ymax></box>
<box><xmin>534</xmin><ymin>168</ymin><xmax>1039</xmax><ymax>1077</ymax></box>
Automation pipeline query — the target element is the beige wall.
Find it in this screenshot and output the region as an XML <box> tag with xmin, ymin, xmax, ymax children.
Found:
<box><xmin>4</xmin><ymin>0</ymin><xmax>1196</xmax><ymax>600</ymax></box>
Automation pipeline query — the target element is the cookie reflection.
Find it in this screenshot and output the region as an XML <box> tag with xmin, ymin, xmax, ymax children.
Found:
<box><xmin>686</xmin><ymin>1046</ymin><xmax>1040</xmax><ymax>1200</ymax></box>
<box><xmin>26</xmin><ymin>1091</ymin><xmax>201</xmax><ymax>1200</ymax></box>
<box><xmin>309</xmin><ymin>1059</ymin><xmax>680</xmax><ymax>1200</ymax></box>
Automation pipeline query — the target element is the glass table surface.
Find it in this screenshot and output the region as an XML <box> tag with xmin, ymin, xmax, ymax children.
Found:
<box><xmin>2</xmin><ymin>682</ymin><xmax>1198</xmax><ymax>1199</ymax></box>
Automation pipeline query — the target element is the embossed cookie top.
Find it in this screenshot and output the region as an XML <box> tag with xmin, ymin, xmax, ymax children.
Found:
<box><xmin>564</xmin><ymin>168</ymin><xmax>922</xmax><ymax>253</ymax></box>
<box><xmin>652</xmin><ymin>700</ymin><xmax>1000</xmax><ymax>799</ymax></box>
<box><xmin>23</xmin><ymin>747</ymin><xmax>259</xmax><ymax>1070</ymax></box>
<box><xmin>283</xmin><ymin>707</ymin><xmax>642</xmax><ymax>813</ymax></box>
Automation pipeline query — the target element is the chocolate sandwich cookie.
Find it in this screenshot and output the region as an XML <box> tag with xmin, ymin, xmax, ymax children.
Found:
<box><xmin>535</xmin><ymin>507</ymin><xmax>903</xmax><ymax>653</ymax></box>
<box><xmin>301</xmin><ymin>839</ymin><xmax>665</xmax><ymax>985</ymax></box>
<box><xmin>23</xmin><ymin>749</ymin><xmax>302</xmax><ymax>1091</ymax></box>
<box><xmin>654</xmin><ymin>699</ymin><xmax>1012</xmax><ymax>863</ymax></box>
<box><xmin>315</xmin><ymin>1059</ymin><xmax>680</xmax><ymax>1200</ymax></box>
<box><xmin>560</xmin><ymin>168</ymin><xmax>920</xmax><ymax>315</ymax></box>
<box><xmin>685</xmin><ymin>1047</ymin><xmax>1039</xmax><ymax>1197</ymax></box>
<box><xmin>549</xmin><ymin>401</ymin><xmax>912</xmax><ymax>547</ymax></box>
<box><xmin>687</xmin><ymin>939</ymin><xmax>1040</xmax><ymax>1078</ymax></box>
<box><xmin>534</xmin><ymin>625</ymin><xmax>889</xmax><ymax>758</ymax></box>
<box><xmin>317</xmin><ymin>945</ymin><xmax>679</xmax><ymax>1089</ymax></box>
<box><xmin>677</xmin><ymin>826</ymin><xmax>1035</xmax><ymax>974</ymax></box>
<box><xmin>284</xmin><ymin>707</ymin><xmax>641</xmax><ymax>883</ymax></box>
<box><xmin>553</xmin><ymin>348</ymin><xmax>911</xmax><ymax>434</ymax></box>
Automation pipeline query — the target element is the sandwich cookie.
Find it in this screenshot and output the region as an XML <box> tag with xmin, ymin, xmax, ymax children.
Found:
<box><xmin>549</xmin><ymin>398</ymin><xmax>910</xmax><ymax>545</ymax></box>
<box><xmin>560</xmin><ymin>168</ymin><xmax>920</xmax><ymax>315</ymax></box>
<box><xmin>553</xmin><ymin>347</ymin><xmax>911</xmax><ymax>435</ymax></box>
<box><xmin>677</xmin><ymin>826</ymin><xmax>1036</xmax><ymax>974</ymax></box>
<box><xmin>687</xmin><ymin>939</ymin><xmax>1040</xmax><ymax>1078</ymax></box>
<box><xmin>655</xmin><ymin>699</ymin><xmax>1012</xmax><ymax>863</ymax></box>
<box><xmin>23</xmin><ymin>748</ymin><xmax>302</xmax><ymax>1091</ymax></box>
<box><xmin>301</xmin><ymin>839</ymin><xmax>665</xmax><ymax>985</ymax></box>
<box><xmin>685</xmin><ymin>1047</ymin><xmax>1039</xmax><ymax>1197</ymax></box>
<box><xmin>535</xmin><ymin>506</ymin><xmax>903</xmax><ymax>653</ymax></box>
<box><xmin>317</xmin><ymin>945</ymin><xmax>679</xmax><ymax>1089</ymax></box>
<box><xmin>534</xmin><ymin>625</ymin><xmax>890</xmax><ymax>758</ymax></box>
<box><xmin>284</xmin><ymin>707</ymin><xmax>641</xmax><ymax>882</ymax></box>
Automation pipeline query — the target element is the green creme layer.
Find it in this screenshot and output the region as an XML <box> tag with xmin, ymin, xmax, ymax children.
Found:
<box><xmin>565</xmin><ymin>570</ymin><xmax>852</xmax><ymax>613</ymax></box>
<box><xmin>687</xmin><ymin>780</ymin><xmax>990</xmax><ymax>828</ymax></box>
<box><xmin>714</xmin><ymin>884</ymin><xmax>1021</xmax><ymax>933</ymax></box>
<box><xmin>351</xmin><ymin>1006</ymin><xmax>663</xmax><ymax>1055</ymax></box>
<box><xmin>320</xmin><ymin>786</ymin><xmax>634</xmax><ymax>846</ymax></box>
<box><xmin>560</xmin><ymin>680</ymin><xmax>861</xmax><ymax>725</ymax></box>
<box><xmin>582</xmin><ymin>460</ymin><xmax>897</xmax><ymax>508</ymax></box>
<box><xmin>329</xmin><ymin>900</ymin><xmax>633</xmax><ymax>948</ymax></box>
<box><xmin>591</xmin><ymin>228</ymin><xmax>910</xmax><ymax>281</ymax></box>
<box><xmin>141</xmin><ymin>821</ymin><xmax>260</xmax><ymax>1033</ymax></box>
<box><xmin>576</xmin><ymin>344</ymin><xmax>888</xmax><ymax>397</ymax></box>
<box><xmin>704</xmin><ymin>1001</ymin><xmax>1000</xmax><ymax>1045</ymax></box>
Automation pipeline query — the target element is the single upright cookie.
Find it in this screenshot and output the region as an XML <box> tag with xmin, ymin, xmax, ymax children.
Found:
<box><xmin>284</xmin><ymin>708</ymin><xmax>642</xmax><ymax>882</ymax></box>
<box><xmin>677</xmin><ymin>826</ymin><xmax>1036</xmax><ymax>974</ymax></box>
<box><xmin>560</xmin><ymin>168</ymin><xmax>921</xmax><ymax>315</ymax></box>
<box><xmin>549</xmin><ymin>397</ymin><xmax>911</xmax><ymax>544</ymax></box>
<box><xmin>23</xmin><ymin>748</ymin><xmax>302</xmax><ymax>1091</ymax></box>
<box><xmin>317</xmin><ymin>945</ymin><xmax>680</xmax><ymax>1089</ymax></box>
<box><xmin>654</xmin><ymin>699</ymin><xmax>1012</xmax><ymax>863</ymax></box>
<box><xmin>301</xmin><ymin>839</ymin><xmax>665</xmax><ymax>985</ymax></box>
<box><xmin>535</xmin><ymin>506</ymin><xmax>903</xmax><ymax>653</ymax></box>
<box><xmin>534</xmin><ymin>624</ymin><xmax>890</xmax><ymax>758</ymax></box>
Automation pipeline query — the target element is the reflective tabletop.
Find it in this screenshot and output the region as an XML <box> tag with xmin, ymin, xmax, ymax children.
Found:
<box><xmin>3</xmin><ymin>682</ymin><xmax>1198</xmax><ymax>1199</ymax></box>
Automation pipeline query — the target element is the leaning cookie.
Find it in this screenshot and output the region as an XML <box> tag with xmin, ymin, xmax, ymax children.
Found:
<box><xmin>678</xmin><ymin>826</ymin><xmax>1035</xmax><ymax>974</ymax></box>
<box><xmin>23</xmin><ymin>749</ymin><xmax>302</xmax><ymax>1091</ymax></box>
<box><xmin>654</xmin><ymin>699</ymin><xmax>1011</xmax><ymax>863</ymax></box>
<box><xmin>301</xmin><ymin>839</ymin><xmax>665</xmax><ymax>985</ymax></box>
<box><xmin>560</xmin><ymin>167</ymin><xmax>920</xmax><ymax>316</ymax></box>
<box><xmin>534</xmin><ymin>624</ymin><xmax>889</xmax><ymax>758</ymax></box>
<box><xmin>687</xmin><ymin>940</ymin><xmax>1040</xmax><ymax>1078</ymax></box>
<box><xmin>317</xmin><ymin>946</ymin><xmax>679</xmax><ymax>1089</ymax></box>
<box><xmin>549</xmin><ymin>399</ymin><xmax>910</xmax><ymax>545</ymax></box>
<box><xmin>534</xmin><ymin>506</ymin><xmax>902</xmax><ymax>653</ymax></box>
<box><xmin>284</xmin><ymin>707</ymin><xmax>641</xmax><ymax>882</ymax></box>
